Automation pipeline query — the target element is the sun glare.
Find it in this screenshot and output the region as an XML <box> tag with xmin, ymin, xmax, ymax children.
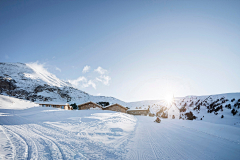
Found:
<box><xmin>164</xmin><ymin>94</ymin><xmax>174</xmax><ymax>105</ymax></box>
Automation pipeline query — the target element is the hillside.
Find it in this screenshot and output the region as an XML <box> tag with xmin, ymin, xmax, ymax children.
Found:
<box><xmin>128</xmin><ymin>93</ymin><xmax>240</xmax><ymax>125</ymax></box>
<box><xmin>0</xmin><ymin>62</ymin><xmax>126</xmax><ymax>106</ymax></box>
<box><xmin>1</xmin><ymin>62</ymin><xmax>240</xmax><ymax>125</ymax></box>
<box><xmin>0</xmin><ymin>95</ymin><xmax>239</xmax><ymax>159</ymax></box>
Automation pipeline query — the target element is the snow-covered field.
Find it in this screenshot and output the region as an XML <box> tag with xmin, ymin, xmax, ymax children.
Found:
<box><xmin>0</xmin><ymin>95</ymin><xmax>136</xmax><ymax>159</ymax></box>
<box><xmin>126</xmin><ymin>117</ymin><xmax>240</xmax><ymax>160</ymax></box>
<box><xmin>0</xmin><ymin>95</ymin><xmax>240</xmax><ymax>159</ymax></box>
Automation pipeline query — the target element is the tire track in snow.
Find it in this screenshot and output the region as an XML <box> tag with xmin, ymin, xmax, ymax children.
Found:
<box><xmin>30</xmin><ymin>127</ymin><xmax>64</xmax><ymax>160</ymax></box>
<box><xmin>0</xmin><ymin>126</ymin><xmax>15</xmax><ymax>159</ymax></box>
<box><xmin>3</xmin><ymin>126</ymin><xmax>29</xmax><ymax>160</ymax></box>
<box><xmin>13</xmin><ymin>125</ymin><xmax>39</xmax><ymax>160</ymax></box>
<box><xmin>164</xmin><ymin>120</ymin><xmax>239</xmax><ymax>159</ymax></box>
<box><xmin>38</xmin><ymin>122</ymin><xmax>122</xmax><ymax>159</ymax></box>
<box><xmin>125</xmin><ymin>117</ymin><xmax>218</xmax><ymax>160</ymax></box>
<box><xmin>144</xmin><ymin>121</ymin><xmax>186</xmax><ymax>160</ymax></box>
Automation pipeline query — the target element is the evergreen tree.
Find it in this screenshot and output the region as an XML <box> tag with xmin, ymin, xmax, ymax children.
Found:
<box><xmin>70</xmin><ymin>103</ymin><xmax>78</xmax><ymax>110</ymax></box>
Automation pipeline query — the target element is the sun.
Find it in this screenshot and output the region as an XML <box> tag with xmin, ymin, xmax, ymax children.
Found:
<box><xmin>164</xmin><ymin>94</ymin><xmax>174</xmax><ymax>106</ymax></box>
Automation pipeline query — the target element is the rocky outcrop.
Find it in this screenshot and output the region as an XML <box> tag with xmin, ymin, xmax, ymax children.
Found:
<box><xmin>0</xmin><ymin>76</ymin><xmax>71</xmax><ymax>102</ymax></box>
<box><xmin>0</xmin><ymin>76</ymin><xmax>17</xmax><ymax>93</ymax></box>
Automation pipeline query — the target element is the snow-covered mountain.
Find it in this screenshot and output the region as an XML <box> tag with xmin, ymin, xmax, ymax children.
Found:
<box><xmin>128</xmin><ymin>93</ymin><xmax>240</xmax><ymax>125</ymax></box>
<box><xmin>1</xmin><ymin>62</ymin><xmax>240</xmax><ymax>123</ymax></box>
<box><xmin>0</xmin><ymin>62</ymin><xmax>126</xmax><ymax>105</ymax></box>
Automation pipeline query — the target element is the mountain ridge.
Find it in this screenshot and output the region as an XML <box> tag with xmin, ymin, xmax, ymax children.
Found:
<box><xmin>1</xmin><ymin>62</ymin><xmax>240</xmax><ymax>124</ymax></box>
<box><xmin>0</xmin><ymin>62</ymin><xmax>126</xmax><ymax>106</ymax></box>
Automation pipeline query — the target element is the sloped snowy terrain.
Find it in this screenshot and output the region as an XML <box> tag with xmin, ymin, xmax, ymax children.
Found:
<box><xmin>129</xmin><ymin>93</ymin><xmax>240</xmax><ymax>126</ymax></box>
<box><xmin>1</xmin><ymin>62</ymin><xmax>240</xmax><ymax>126</ymax></box>
<box><xmin>0</xmin><ymin>95</ymin><xmax>136</xmax><ymax>159</ymax></box>
<box><xmin>0</xmin><ymin>95</ymin><xmax>240</xmax><ymax>159</ymax></box>
<box><xmin>0</xmin><ymin>62</ymin><xmax>126</xmax><ymax>106</ymax></box>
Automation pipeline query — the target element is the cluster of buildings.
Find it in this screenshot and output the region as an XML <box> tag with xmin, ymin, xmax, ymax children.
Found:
<box><xmin>38</xmin><ymin>101</ymin><xmax>180</xmax><ymax>119</ymax></box>
<box><xmin>38</xmin><ymin>101</ymin><xmax>129</xmax><ymax>113</ymax></box>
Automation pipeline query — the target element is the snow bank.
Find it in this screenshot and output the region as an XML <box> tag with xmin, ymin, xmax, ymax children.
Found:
<box><xmin>0</xmin><ymin>95</ymin><xmax>38</xmax><ymax>109</ymax></box>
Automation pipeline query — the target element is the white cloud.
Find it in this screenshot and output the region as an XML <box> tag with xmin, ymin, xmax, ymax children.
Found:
<box><xmin>101</xmin><ymin>75</ymin><xmax>111</xmax><ymax>85</ymax></box>
<box><xmin>82</xmin><ymin>65</ymin><xmax>91</xmax><ymax>73</ymax></box>
<box><xmin>69</xmin><ymin>66</ymin><xmax>110</xmax><ymax>89</ymax></box>
<box><xmin>56</xmin><ymin>67</ymin><xmax>61</xmax><ymax>72</ymax></box>
<box><xmin>94</xmin><ymin>66</ymin><xmax>107</xmax><ymax>75</ymax></box>
<box><xmin>96</xmin><ymin>75</ymin><xmax>111</xmax><ymax>85</ymax></box>
<box><xmin>68</xmin><ymin>77</ymin><xmax>96</xmax><ymax>89</ymax></box>
<box><xmin>68</xmin><ymin>76</ymin><xmax>87</xmax><ymax>87</ymax></box>
<box><xmin>85</xmin><ymin>80</ymin><xmax>96</xmax><ymax>89</ymax></box>
<box><xmin>96</xmin><ymin>77</ymin><xmax>102</xmax><ymax>82</ymax></box>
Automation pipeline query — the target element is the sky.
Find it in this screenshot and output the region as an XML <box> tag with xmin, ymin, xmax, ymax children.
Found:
<box><xmin>1</xmin><ymin>0</ymin><xmax>240</xmax><ymax>102</ymax></box>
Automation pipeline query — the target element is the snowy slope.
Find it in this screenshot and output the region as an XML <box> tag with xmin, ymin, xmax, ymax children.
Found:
<box><xmin>0</xmin><ymin>95</ymin><xmax>239</xmax><ymax>159</ymax></box>
<box><xmin>0</xmin><ymin>95</ymin><xmax>136</xmax><ymax>159</ymax></box>
<box><xmin>127</xmin><ymin>93</ymin><xmax>240</xmax><ymax>125</ymax></box>
<box><xmin>0</xmin><ymin>62</ymin><xmax>70</xmax><ymax>91</ymax></box>
<box><xmin>0</xmin><ymin>62</ymin><xmax>126</xmax><ymax>106</ymax></box>
<box><xmin>0</xmin><ymin>95</ymin><xmax>38</xmax><ymax>110</ymax></box>
<box><xmin>1</xmin><ymin>62</ymin><xmax>240</xmax><ymax>124</ymax></box>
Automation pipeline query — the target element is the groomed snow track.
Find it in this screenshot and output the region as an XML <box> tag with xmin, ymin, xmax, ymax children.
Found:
<box><xmin>125</xmin><ymin>116</ymin><xmax>240</xmax><ymax>160</ymax></box>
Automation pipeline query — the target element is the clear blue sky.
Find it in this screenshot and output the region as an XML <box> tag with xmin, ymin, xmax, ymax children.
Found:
<box><xmin>1</xmin><ymin>0</ymin><xmax>240</xmax><ymax>102</ymax></box>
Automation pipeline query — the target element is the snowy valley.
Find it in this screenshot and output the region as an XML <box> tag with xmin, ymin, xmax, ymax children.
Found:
<box><xmin>0</xmin><ymin>95</ymin><xmax>240</xmax><ymax>159</ymax></box>
<box><xmin>1</xmin><ymin>62</ymin><xmax>240</xmax><ymax>159</ymax></box>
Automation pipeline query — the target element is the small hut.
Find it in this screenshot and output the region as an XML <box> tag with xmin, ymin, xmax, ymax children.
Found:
<box><xmin>103</xmin><ymin>103</ymin><xmax>128</xmax><ymax>113</ymax></box>
<box><xmin>38</xmin><ymin>103</ymin><xmax>72</xmax><ymax>110</ymax></box>
<box><xmin>127</xmin><ymin>108</ymin><xmax>149</xmax><ymax>116</ymax></box>
<box><xmin>78</xmin><ymin>101</ymin><xmax>102</xmax><ymax>110</ymax></box>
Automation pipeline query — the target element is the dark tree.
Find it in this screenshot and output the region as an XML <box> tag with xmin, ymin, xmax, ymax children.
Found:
<box><xmin>221</xmin><ymin>115</ymin><xmax>224</xmax><ymax>118</ymax></box>
<box><xmin>231</xmin><ymin>109</ymin><xmax>238</xmax><ymax>116</ymax></box>
<box><xmin>180</xmin><ymin>106</ymin><xmax>186</xmax><ymax>112</ymax></box>
<box><xmin>231</xmin><ymin>98</ymin><xmax>235</xmax><ymax>102</ymax></box>
<box><xmin>184</xmin><ymin>111</ymin><xmax>197</xmax><ymax>120</ymax></box>
<box><xmin>70</xmin><ymin>103</ymin><xmax>78</xmax><ymax>110</ymax></box>
<box><xmin>97</xmin><ymin>102</ymin><xmax>110</xmax><ymax>107</ymax></box>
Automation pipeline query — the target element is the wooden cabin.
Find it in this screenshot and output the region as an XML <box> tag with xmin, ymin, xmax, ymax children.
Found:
<box><xmin>78</xmin><ymin>101</ymin><xmax>102</xmax><ymax>110</ymax></box>
<box><xmin>39</xmin><ymin>103</ymin><xmax>73</xmax><ymax>110</ymax></box>
<box><xmin>103</xmin><ymin>103</ymin><xmax>128</xmax><ymax>113</ymax></box>
<box><xmin>127</xmin><ymin>109</ymin><xmax>149</xmax><ymax>116</ymax></box>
